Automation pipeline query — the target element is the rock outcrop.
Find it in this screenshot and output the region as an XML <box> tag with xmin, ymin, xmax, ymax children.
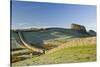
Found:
<box><xmin>71</xmin><ymin>23</ymin><xmax>86</xmax><ymax>32</ymax></box>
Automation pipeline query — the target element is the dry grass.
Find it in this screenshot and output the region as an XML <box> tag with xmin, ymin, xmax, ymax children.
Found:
<box><xmin>11</xmin><ymin>37</ymin><xmax>96</xmax><ymax>66</ymax></box>
<box><xmin>48</xmin><ymin>37</ymin><xmax>96</xmax><ymax>53</ymax></box>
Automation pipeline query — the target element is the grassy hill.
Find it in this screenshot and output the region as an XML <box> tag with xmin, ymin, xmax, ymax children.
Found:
<box><xmin>11</xmin><ymin>37</ymin><xmax>96</xmax><ymax>66</ymax></box>
<box><xmin>11</xmin><ymin>27</ymin><xmax>90</xmax><ymax>50</ymax></box>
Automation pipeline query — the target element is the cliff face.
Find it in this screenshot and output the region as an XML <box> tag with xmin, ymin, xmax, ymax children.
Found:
<box><xmin>71</xmin><ymin>24</ymin><xmax>86</xmax><ymax>32</ymax></box>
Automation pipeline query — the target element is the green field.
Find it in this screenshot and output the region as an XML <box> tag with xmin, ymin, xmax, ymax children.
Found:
<box><xmin>11</xmin><ymin>37</ymin><xmax>96</xmax><ymax>66</ymax></box>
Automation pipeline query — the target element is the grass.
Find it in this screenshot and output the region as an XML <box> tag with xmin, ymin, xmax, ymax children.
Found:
<box><xmin>11</xmin><ymin>28</ymin><xmax>96</xmax><ymax>66</ymax></box>
<box><xmin>12</xmin><ymin>44</ymin><xmax>96</xmax><ymax>66</ymax></box>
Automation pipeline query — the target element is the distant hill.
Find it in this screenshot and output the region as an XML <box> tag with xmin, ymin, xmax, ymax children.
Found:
<box><xmin>11</xmin><ymin>24</ymin><xmax>96</xmax><ymax>50</ymax></box>
<box><xmin>88</xmin><ymin>30</ymin><xmax>96</xmax><ymax>36</ymax></box>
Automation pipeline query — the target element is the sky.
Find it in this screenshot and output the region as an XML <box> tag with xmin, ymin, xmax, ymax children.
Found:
<box><xmin>11</xmin><ymin>1</ymin><xmax>96</xmax><ymax>31</ymax></box>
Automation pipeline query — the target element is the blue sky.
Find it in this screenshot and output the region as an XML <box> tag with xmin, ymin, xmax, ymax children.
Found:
<box><xmin>11</xmin><ymin>1</ymin><xmax>96</xmax><ymax>31</ymax></box>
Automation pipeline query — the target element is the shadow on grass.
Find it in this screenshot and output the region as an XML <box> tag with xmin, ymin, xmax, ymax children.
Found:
<box><xmin>11</xmin><ymin>48</ymin><xmax>25</xmax><ymax>51</ymax></box>
<box><xmin>11</xmin><ymin>56</ymin><xmax>28</xmax><ymax>63</ymax></box>
<box><xmin>11</xmin><ymin>51</ymin><xmax>43</xmax><ymax>63</ymax></box>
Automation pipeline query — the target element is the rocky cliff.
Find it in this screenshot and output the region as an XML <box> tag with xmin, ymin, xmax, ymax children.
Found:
<box><xmin>71</xmin><ymin>23</ymin><xmax>86</xmax><ymax>32</ymax></box>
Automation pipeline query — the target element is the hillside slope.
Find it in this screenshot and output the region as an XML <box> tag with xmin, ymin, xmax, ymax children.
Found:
<box><xmin>11</xmin><ymin>27</ymin><xmax>90</xmax><ymax>50</ymax></box>
<box><xmin>12</xmin><ymin>37</ymin><xmax>96</xmax><ymax>66</ymax></box>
